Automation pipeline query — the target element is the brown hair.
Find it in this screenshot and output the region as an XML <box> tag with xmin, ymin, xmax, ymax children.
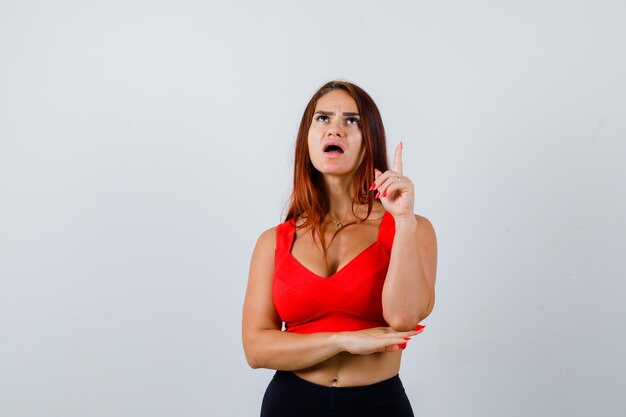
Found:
<box><xmin>284</xmin><ymin>80</ymin><xmax>389</xmax><ymax>260</ymax></box>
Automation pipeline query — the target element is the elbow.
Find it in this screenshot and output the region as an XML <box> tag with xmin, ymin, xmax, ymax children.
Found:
<box><xmin>246</xmin><ymin>355</ymin><xmax>261</xmax><ymax>369</ymax></box>
<box><xmin>385</xmin><ymin>299</ymin><xmax>435</xmax><ymax>332</ymax></box>
<box><xmin>243</xmin><ymin>337</ymin><xmax>264</xmax><ymax>369</ymax></box>
<box><xmin>243</xmin><ymin>347</ymin><xmax>257</xmax><ymax>369</ymax></box>
<box><xmin>386</xmin><ymin>315</ymin><xmax>421</xmax><ymax>332</ymax></box>
<box><xmin>244</xmin><ymin>348</ymin><xmax>267</xmax><ymax>369</ymax></box>
<box><xmin>242</xmin><ymin>326</ymin><xmax>282</xmax><ymax>370</ymax></box>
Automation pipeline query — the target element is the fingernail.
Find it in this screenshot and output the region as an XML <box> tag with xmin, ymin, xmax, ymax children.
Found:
<box><xmin>400</xmin><ymin>141</ymin><xmax>403</xmax><ymax>150</ymax></box>
<box><xmin>413</xmin><ymin>325</ymin><xmax>425</xmax><ymax>331</ymax></box>
<box><xmin>369</xmin><ymin>182</ymin><xmax>376</xmax><ymax>191</ymax></box>
<box><xmin>398</xmin><ymin>343</ymin><xmax>407</xmax><ymax>349</ymax></box>
<box><xmin>375</xmin><ymin>191</ymin><xmax>381</xmax><ymax>199</ymax></box>
<box><xmin>382</xmin><ymin>191</ymin><xmax>387</xmax><ymax>198</ymax></box>
<box><xmin>403</xmin><ymin>337</ymin><xmax>411</xmax><ymax>341</ymax></box>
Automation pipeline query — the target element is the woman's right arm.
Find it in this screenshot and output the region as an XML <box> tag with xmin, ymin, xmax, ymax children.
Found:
<box><xmin>242</xmin><ymin>227</ymin><xmax>420</xmax><ymax>371</ymax></box>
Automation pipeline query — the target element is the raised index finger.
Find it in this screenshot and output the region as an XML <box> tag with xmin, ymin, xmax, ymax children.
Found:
<box><xmin>392</xmin><ymin>141</ymin><xmax>403</xmax><ymax>175</ymax></box>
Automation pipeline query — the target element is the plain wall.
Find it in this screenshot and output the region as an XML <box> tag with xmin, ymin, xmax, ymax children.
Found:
<box><xmin>1</xmin><ymin>1</ymin><xmax>625</xmax><ymax>416</ymax></box>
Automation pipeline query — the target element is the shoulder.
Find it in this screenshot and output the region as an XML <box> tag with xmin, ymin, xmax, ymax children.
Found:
<box><xmin>249</xmin><ymin>226</ymin><xmax>278</xmax><ymax>276</ymax></box>
<box><xmin>387</xmin><ymin>213</ymin><xmax>436</xmax><ymax>242</ymax></box>
<box><xmin>414</xmin><ymin>214</ymin><xmax>437</xmax><ymax>248</ymax></box>
<box><xmin>253</xmin><ymin>218</ymin><xmax>295</xmax><ymax>252</ymax></box>
<box><xmin>254</xmin><ymin>225</ymin><xmax>278</xmax><ymax>252</ymax></box>
<box><xmin>414</xmin><ymin>214</ymin><xmax>435</xmax><ymax>230</ymax></box>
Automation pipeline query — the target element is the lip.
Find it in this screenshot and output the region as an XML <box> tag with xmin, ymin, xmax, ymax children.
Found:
<box><xmin>322</xmin><ymin>140</ymin><xmax>346</xmax><ymax>153</ymax></box>
<box><xmin>323</xmin><ymin>150</ymin><xmax>343</xmax><ymax>159</ymax></box>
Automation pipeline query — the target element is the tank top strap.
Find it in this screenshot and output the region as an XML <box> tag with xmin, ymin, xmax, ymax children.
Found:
<box><xmin>377</xmin><ymin>211</ymin><xmax>396</xmax><ymax>256</ymax></box>
<box><xmin>274</xmin><ymin>218</ymin><xmax>296</xmax><ymax>267</ymax></box>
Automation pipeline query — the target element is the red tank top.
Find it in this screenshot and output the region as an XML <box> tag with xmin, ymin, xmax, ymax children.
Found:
<box><xmin>273</xmin><ymin>211</ymin><xmax>395</xmax><ymax>334</ymax></box>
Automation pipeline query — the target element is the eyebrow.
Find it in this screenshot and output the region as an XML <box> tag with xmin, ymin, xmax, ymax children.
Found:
<box><xmin>314</xmin><ymin>111</ymin><xmax>360</xmax><ymax>117</ymax></box>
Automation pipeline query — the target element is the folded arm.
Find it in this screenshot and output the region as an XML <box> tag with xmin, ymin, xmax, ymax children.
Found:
<box><xmin>242</xmin><ymin>227</ymin><xmax>419</xmax><ymax>370</ymax></box>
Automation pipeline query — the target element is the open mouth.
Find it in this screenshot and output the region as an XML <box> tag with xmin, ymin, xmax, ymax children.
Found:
<box><xmin>323</xmin><ymin>143</ymin><xmax>345</xmax><ymax>153</ymax></box>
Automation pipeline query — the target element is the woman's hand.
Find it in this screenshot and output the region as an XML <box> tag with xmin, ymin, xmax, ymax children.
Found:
<box><xmin>372</xmin><ymin>141</ymin><xmax>415</xmax><ymax>220</ymax></box>
<box><xmin>338</xmin><ymin>325</ymin><xmax>425</xmax><ymax>355</ymax></box>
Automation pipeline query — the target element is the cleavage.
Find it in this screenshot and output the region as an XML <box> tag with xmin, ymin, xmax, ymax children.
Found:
<box><xmin>290</xmin><ymin>222</ymin><xmax>380</xmax><ymax>278</ymax></box>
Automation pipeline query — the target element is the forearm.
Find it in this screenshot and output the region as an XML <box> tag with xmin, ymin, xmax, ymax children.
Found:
<box><xmin>382</xmin><ymin>216</ymin><xmax>434</xmax><ymax>330</ymax></box>
<box><xmin>244</xmin><ymin>329</ymin><xmax>344</xmax><ymax>371</ymax></box>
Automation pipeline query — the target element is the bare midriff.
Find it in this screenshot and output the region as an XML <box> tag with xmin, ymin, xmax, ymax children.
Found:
<box><xmin>294</xmin><ymin>350</ymin><xmax>402</xmax><ymax>387</ymax></box>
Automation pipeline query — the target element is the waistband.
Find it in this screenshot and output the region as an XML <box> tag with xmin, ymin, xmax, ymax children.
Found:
<box><xmin>271</xmin><ymin>370</ymin><xmax>407</xmax><ymax>411</ymax></box>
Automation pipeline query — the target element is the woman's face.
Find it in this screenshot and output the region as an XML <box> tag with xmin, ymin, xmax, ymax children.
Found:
<box><xmin>307</xmin><ymin>89</ymin><xmax>365</xmax><ymax>176</ymax></box>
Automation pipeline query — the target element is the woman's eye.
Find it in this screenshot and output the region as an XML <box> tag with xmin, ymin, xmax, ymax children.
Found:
<box><xmin>315</xmin><ymin>115</ymin><xmax>329</xmax><ymax>122</ymax></box>
<box><xmin>346</xmin><ymin>117</ymin><xmax>360</xmax><ymax>126</ymax></box>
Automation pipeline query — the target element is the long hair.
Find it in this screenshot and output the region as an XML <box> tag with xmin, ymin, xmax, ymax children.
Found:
<box><xmin>284</xmin><ymin>80</ymin><xmax>389</xmax><ymax>262</ymax></box>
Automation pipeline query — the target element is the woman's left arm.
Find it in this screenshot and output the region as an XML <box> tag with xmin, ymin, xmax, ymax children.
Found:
<box><xmin>373</xmin><ymin>141</ymin><xmax>438</xmax><ymax>331</ymax></box>
<box><xmin>382</xmin><ymin>214</ymin><xmax>437</xmax><ymax>331</ymax></box>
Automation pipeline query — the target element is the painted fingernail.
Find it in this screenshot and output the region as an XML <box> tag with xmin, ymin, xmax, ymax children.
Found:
<box><xmin>382</xmin><ymin>191</ymin><xmax>387</xmax><ymax>198</ymax></box>
<box><xmin>403</xmin><ymin>337</ymin><xmax>411</xmax><ymax>341</ymax></box>
<box><xmin>398</xmin><ymin>343</ymin><xmax>407</xmax><ymax>349</ymax></box>
<box><xmin>375</xmin><ymin>191</ymin><xmax>381</xmax><ymax>199</ymax></box>
<box><xmin>369</xmin><ymin>182</ymin><xmax>376</xmax><ymax>191</ymax></box>
<box><xmin>413</xmin><ymin>325</ymin><xmax>425</xmax><ymax>331</ymax></box>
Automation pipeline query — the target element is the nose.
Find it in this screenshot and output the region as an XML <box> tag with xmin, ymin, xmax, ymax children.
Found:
<box><xmin>326</xmin><ymin>120</ymin><xmax>344</xmax><ymax>138</ymax></box>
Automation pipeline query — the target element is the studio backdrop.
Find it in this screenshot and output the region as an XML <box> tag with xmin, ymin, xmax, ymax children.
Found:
<box><xmin>1</xmin><ymin>1</ymin><xmax>624</xmax><ymax>416</ymax></box>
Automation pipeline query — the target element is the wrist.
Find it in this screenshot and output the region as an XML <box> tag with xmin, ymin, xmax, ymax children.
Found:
<box><xmin>330</xmin><ymin>332</ymin><xmax>347</xmax><ymax>352</ymax></box>
<box><xmin>393</xmin><ymin>214</ymin><xmax>417</xmax><ymax>227</ymax></box>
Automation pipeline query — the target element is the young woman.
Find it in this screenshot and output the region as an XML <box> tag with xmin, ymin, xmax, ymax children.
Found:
<box><xmin>242</xmin><ymin>80</ymin><xmax>438</xmax><ymax>417</ymax></box>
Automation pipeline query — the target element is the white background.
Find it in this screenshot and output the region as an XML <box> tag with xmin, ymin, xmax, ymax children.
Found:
<box><xmin>1</xmin><ymin>1</ymin><xmax>625</xmax><ymax>416</ymax></box>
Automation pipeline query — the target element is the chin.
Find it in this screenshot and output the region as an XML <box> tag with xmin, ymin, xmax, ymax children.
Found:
<box><xmin>312</xmin><ymin>160</ymin><xmax>359</xmax><ymax>175</ymax></box>
<box><xmin>312</xmin><ymin>162</ymin><xmax>347</xmax><ymax>173</ymax></box>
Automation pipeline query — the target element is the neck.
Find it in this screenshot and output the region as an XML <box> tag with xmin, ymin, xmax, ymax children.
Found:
<box><xmin>323</xmin><ymin>173</ymin><xmax>357</xmax><ymax>219</ymax></box>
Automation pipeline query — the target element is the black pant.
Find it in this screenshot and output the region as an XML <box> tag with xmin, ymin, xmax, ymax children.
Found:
<box><xmin>260</xmin><ymin>371</ymin><xmax>415</xmax><ymax>417</ymax></box>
